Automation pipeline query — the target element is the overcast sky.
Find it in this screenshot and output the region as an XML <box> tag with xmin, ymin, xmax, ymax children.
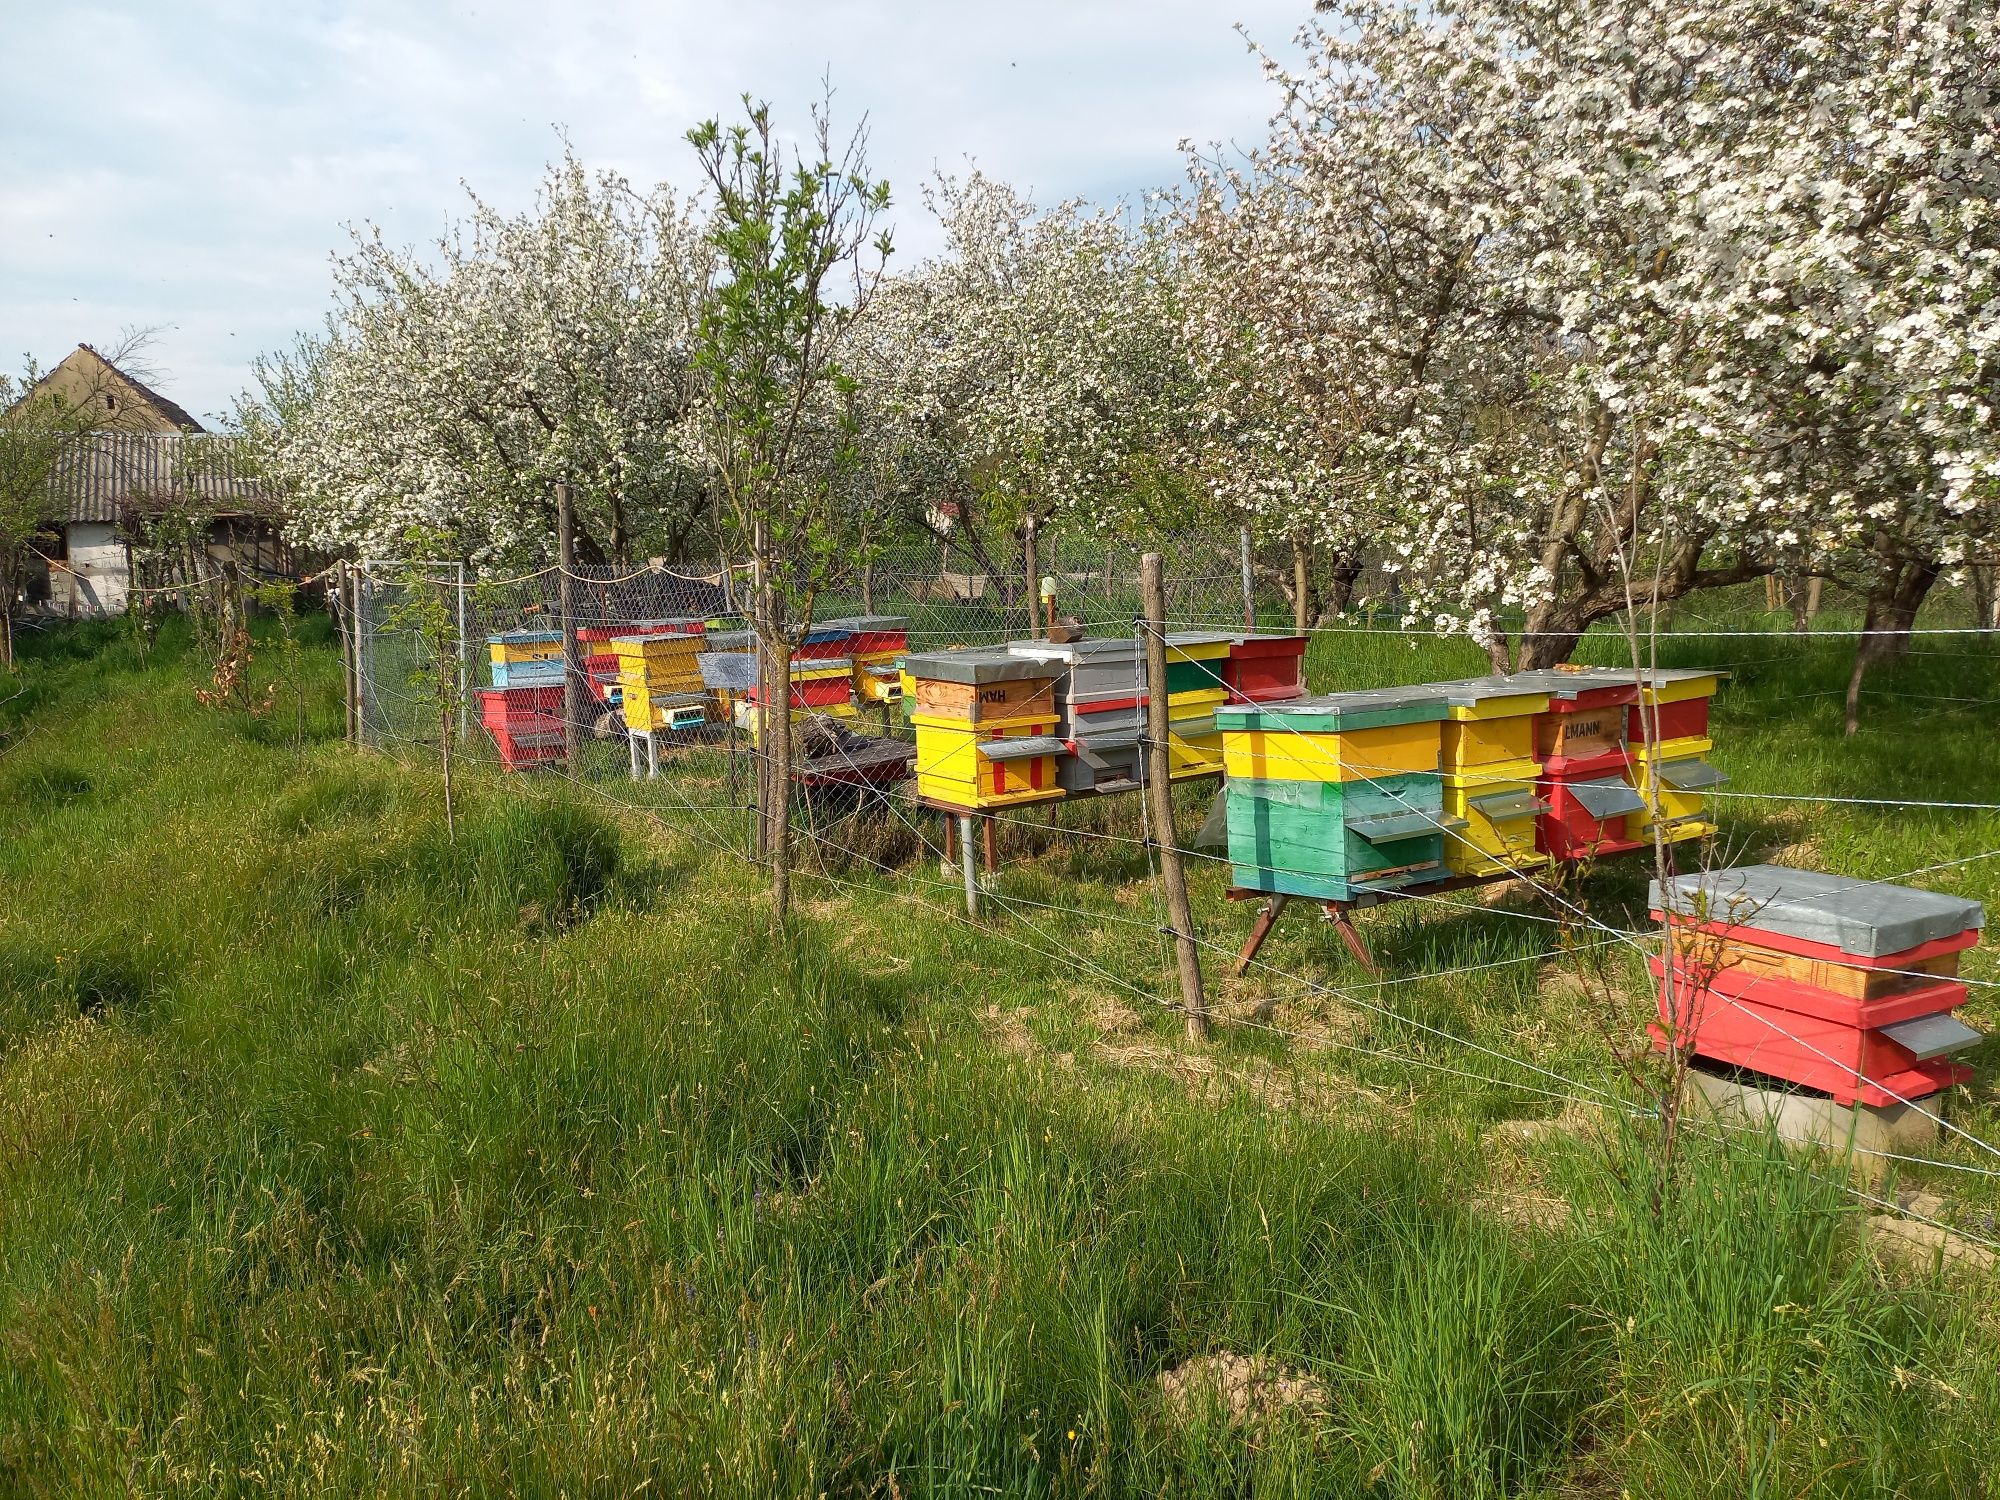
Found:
<box><xmin>1</xmin><ymin>1</ymin><xmax>1308</xmax><ymax>424</ymax></box>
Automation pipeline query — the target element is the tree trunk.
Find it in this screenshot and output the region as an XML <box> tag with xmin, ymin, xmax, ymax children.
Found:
<box><xmin>1844</xmin><ymin>557</ymin><xmax>1940</xmax><ymax>736</ymax></box>
<box><xmin>769</xmin><ymin>632</ymin><xmax>794</xmax><ymax>930</ymax></box>
<box><xmin>1290</xmin><ymin>533</ymin><xmax>1310</xmax><ymax>635</ymax></box>
<box><xmin>1313</xmin><ymin>553</ymin><xmax>1363</xmax><ymax>625</ymax></box>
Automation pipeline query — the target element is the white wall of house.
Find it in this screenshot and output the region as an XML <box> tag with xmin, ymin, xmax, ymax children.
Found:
<box><xmin>60</xmin><ymin>522</ymin><xmax>131</xmax><ymax>617</ymax></box>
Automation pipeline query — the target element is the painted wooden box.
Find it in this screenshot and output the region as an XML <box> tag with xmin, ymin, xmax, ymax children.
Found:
<box><xmin>1650</xmin><ymin>865</ymin><xmax>1984</xmax><ymax>1105</ymax></box>
<box><xmin>1226</xmin><ymin>773</ymin><xmax>1460</xmax><ymax>902</ymax></box>
<box><xmin>1441</xmin><ymin>758</ymin><xmax>1551</xmax><ymax>876</ymax></box>
<box><xmin>911</xmin><ymin>713</ymin><xmax>1065</xmax><ymax>809</ymax></box>
<box><xmin>1220</xmin><ymin>635</ymin><xmax>1308</xmax><ymax>704</ymax></box>
<box><xmin>905</xmin><ymin>648</ymin><xmax>1057</xmax><ymax>724</ymax></box>
<box><xmin>1217</xmin><ymin>687</ymin><xmax>1447</xmax><ymax>785</ymax></box>
<box><xmin>1537</xmin><ymin>748</ymin><xmax>1647</xmax><ymax>859</ymax></box>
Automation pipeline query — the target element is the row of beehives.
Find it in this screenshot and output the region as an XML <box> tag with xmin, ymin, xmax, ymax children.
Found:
<box><xmin>1222</xmin><ymin>666</ymin><xmax>1726</xmax><ymax>903</ymax></box>
<box><xmin>479</xmin><ymin>615</ymin><xmax>911</xmax><ymax>768</ymax></box>
<box><xmin>901</xmin><ymin>632</ymin><xmax>1310</xmax><ymax>809</ymax></box>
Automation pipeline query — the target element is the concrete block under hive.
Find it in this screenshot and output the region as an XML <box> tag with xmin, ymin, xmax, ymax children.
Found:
<box><xmin>1225</xmin><ymin>773</ymin><xmax>1460</xmax><ymax>902</ymax></box>
<box><xmin>1651</xmin><ymin>865</ymin><xmax>1984</xmax><ymax>1110</ymax></box>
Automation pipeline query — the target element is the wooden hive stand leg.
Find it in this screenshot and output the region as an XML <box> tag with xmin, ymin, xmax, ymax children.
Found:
<box><xmin>1326</xmin><ymin>903</ymin><xmax>1382</xmax><ymax>977</ymax></box>
<box><xmin>981</xmin><ymin>813</ymin><xmax>998</xmax><ymax>875</ymax></box>
<box><xmin>1234</xmin><ymin>893</ymin><xmax>1290</xmax><ymax>977</ymax></box>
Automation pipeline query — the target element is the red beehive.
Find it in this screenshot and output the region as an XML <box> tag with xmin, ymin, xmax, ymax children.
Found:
<box><xmin>1536</xmin><ymin>746</ymin><xmax>1646</xmax><ymax>858</ymax></box>
<box><xmin>1650</xmin><ymin>865</ymin><xmax>1984</xmax><ymax>1108</ymax></box>
<box><xmin>1221</xmin><ymin>635</ymin><xmax>1308</xmax><ymax>704</ymax></box>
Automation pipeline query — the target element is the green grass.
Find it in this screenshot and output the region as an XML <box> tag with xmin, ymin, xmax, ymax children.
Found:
<box><xmin>2</xmin><ymin>607</ymin><xmax>1999</xmax><ymax>1495</ymax></box>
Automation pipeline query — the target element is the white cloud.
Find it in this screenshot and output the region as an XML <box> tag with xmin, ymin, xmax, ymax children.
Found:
<box><xmin>0</xmin><ymin>0</ymin><xmax>1305</xmax><ymax>421</ymax></box>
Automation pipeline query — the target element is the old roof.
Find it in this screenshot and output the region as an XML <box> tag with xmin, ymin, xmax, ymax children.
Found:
<box><xmin>45</xmin><ymin>433</ymin><xmax>282</xmax><ymax>526</ymax></box>
<box><xmin>13</xmin><ymin>345</ymin><xmax>207</xmax><ymax>434</ymax></box>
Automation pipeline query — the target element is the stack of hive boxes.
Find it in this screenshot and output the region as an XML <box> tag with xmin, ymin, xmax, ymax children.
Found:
<box><xmin>614</xmin><ymin>627</ymin><xmax>711</xmax><ymax>734</ymax></box>
<box><xmin>1620</xmin><ymin>667</ymin><xmax>1728</xmax><ymax>844</ymax></box>
<box><xmin>1009</xmin><ymin>638</ymin><xmax>1150</xmax><ymax>793</ymax></box>
<box><xmin>1652</xmin><ymin>865</ymin><xmax>1984</xmax><ymax>1110</ymax></box>
<box><xmin>1530</xmin><ymin>672</ymin><xmax>1649</xmax><ymax>859</ymax></box>
<box><xmin>817</xmin><ymin>615</ymin><xmax>908</xmax><ymax>704</ymax></box>
<box><xmin>906</xmin><ymin>648</ymin><xmax>1063</xmax><ymax>809</ymax></box>
<box><xmin>1218</xmin><ymin>686</ymin><xmax>1461</xmax><ymax>901</ymax></box>
<box><xmin>580</xmin><ymin>618</ymin><xmax>702</xmax><ymax>715</ymax></box>
<box><xmin>1159</xmin><ymin>632</ymin><xmax>1235</xmax><ymax>779</ymax></box>
<box><xmin>481</xmin><ymin>630</ymin><xmax>567</xmax><ymax>769</ymax></box>
<box><xmin>1433</xmin><ymin>677</ymin><xmax>1554</xmax><ymax>877</ymax></box>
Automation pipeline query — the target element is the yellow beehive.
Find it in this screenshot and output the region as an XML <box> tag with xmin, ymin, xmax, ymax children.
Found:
<box><xmin>490</xmin><ymin>636</ymin><xmax>563</xmax><ymax>666</ymax></box>
<box><xmin>852</xmin><ymin>648</ymin><xmax>904</xmax><ymax>704</ymax></box>
<box><xmin>1165</xmin><ymin>688</ymin><xmax>1228</xmax><ymax>779</ymax></box>
<box><xmin>1221</xmin><ymin>721</ymin><xmax>1438</xmax><ymax>784</ymax></box>
<box><xmin>911</xmin><ymin>712</ymin><xmax>1064</xmax><ymax>809</ymax></box>
<box><xmin>1627</xmin><ymin>749</ymin><xmax>1725</xmax><ymax>843</ymax></box>
<box><xmin>1438</xmin><ymin>687</ymin><xmax>1550</xmax><ymax>769</ymax></box>
<box><xmin>1440</xmin><ymin>757</ymin><xmax>1550</xmax><ymax>876</ymax></box>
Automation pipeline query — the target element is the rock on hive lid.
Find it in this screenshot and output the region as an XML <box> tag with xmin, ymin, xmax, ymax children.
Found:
<box><xmin>1651</xmin><ymin>864</ymin><xmax>1984</xmax><ymax>957</ymax></box>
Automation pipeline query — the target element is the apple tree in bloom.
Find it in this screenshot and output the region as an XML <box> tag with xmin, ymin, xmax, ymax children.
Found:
<box><xmin>853</xmin><ymin>174</ymin><xmax>1190</xmax><ymax>594</ymax></box>
<box><xmin>246</xmin><ymin>151</ymin><xmax>713</xmax><ymax>566</ymax></box>
<box><xmin>1220</xmin><ymin>0</ymin><xmax>1997</xmax><ymax>669</ymax></box>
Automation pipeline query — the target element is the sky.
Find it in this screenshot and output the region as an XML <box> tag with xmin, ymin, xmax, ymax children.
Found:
<box><xmin>1</xmin><ymin>1</ymin><xmax>1309</xmax><ymax>425</ymax></box>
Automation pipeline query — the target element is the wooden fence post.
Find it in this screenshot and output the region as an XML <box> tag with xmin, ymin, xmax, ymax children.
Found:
<box><xmin>556</xmin><ymin>483</ymin><xmax>582</xmax><ymax>767</ymax></box>
<box><xmin>1141</xmin><ymin>552</ymin><xmax>1209</xmax><ymax>1041</ymax></box>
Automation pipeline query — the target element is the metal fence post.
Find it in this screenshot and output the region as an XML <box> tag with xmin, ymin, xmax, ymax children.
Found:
<box><xmin>1239</xmin><ymin>525</ymin><xmax>1255</xmax><ymax>630</ymax></box>
<box><xmin>455</xmin><ymin>561</ymin><xmax>470</xmax><ymax>743</ymax></box>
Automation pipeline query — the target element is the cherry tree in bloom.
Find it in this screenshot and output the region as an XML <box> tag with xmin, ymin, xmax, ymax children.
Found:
<box><xmin>853</xmin><ymin>174</ymin><xmax>1189</xmax><ymax>587</ymax></box>
<box><xmin>246</xmin><ymin>153</ymin><xmax>713</xmax><ymax>565</ymax></box>
<box><xmin>1177</xmin><ymin>150</ymin><xmax>1385</xmax><ymax>624</ymax></box>
<box><xmin>1220</xmin><ymin>0</ymin><xmax>1997</xmax><ymax>669</ymax></box>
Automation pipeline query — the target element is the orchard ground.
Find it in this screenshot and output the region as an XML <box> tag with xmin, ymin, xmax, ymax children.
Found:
<box><xmin>3</xmin><ymin>607</ymin><xmax>1999</xmax><ymax>1496</ymax></box>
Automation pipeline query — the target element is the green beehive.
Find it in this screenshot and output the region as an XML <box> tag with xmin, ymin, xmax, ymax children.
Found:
<box><xmin>1226</xmin><ymin>773</ymin><xmax>1462</xmax><ymax>901</ymax></box>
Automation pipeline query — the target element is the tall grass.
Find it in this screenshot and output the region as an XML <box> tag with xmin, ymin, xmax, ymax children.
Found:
<box><xmin>0</xmin><ymin>614</ymin><xmax>1997</xmax><ymax>1495</ymax></box>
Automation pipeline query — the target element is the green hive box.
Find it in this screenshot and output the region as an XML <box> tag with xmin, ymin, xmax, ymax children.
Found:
<box><xmin>1226</xmin><ymin>773</ymin><xmax>1460</xmax><ymax>901</ymax></box>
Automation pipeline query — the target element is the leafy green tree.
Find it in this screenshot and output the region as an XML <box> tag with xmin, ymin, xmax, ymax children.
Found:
<box><xmin>686</xmin><ymin>91</ymin><xmax>891</xmax><ymax>929</ymax></box>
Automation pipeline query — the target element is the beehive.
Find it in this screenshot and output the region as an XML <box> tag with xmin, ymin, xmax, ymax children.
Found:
<box><xmin>1217</xmin><ymin>687</ymin><xmax>1447</xmax><ymax>784</ymax></box>
<box><xmin>476</xmin><ymin>685</ymin><xmax>567</xmax><ymax>768</ymax></box>
<box><xmin>1627</xmin><ymin>741</ymin><xmax>1726</xmax><ymax>843</ymax></box>
<box><xmin>1225</xmin><ymin>774</ymin><xmax>1459</xmax><ymax>901</ymax></box>
<box><xmin>1651</xmin><ymin>866</ymin><xmax>1984</xmax><ymax>1107</ymax></box>
<box><xmin>1432</xmin><ymin>676</ymin><xmax>1552</xmax><ymax>770</ymax></box>
<box><xmin>911</xmin><ymin>713</ymin><xmax>1065</xmax><ymax>809</ymax></box>
<box><xmin>905</xmin><ymin>648</ymin><xmax>1057</xmax><ymax>723</ymax></box>
<box><xmin>744</xmin><ymin>658</ymin><xmax>855</xmax><ymax>710</ymax></box>
<box><xmin>487</xmin><ymin>631</ymin><xmax>565</xmax><ymax>688</ymax></box>
<box><xmin>1440</xmin><ymin>759</ymin><xmax>1550</xmax><ymax>877</ymax></box>
<box><xmin>1220</xmin><ymin>634</ymin><xmax>1308</xmax><ymax>704</ymax></box>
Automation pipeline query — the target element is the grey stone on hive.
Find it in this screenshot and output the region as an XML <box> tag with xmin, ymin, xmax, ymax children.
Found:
<box><xmin>1652</xmin><ymin>864</ymin><xmax>1984</xmax><ymax>956</ymax></box>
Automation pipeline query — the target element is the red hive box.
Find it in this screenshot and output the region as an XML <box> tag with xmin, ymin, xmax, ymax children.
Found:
<box><xmin>477</xmin><ymin>688</ymin><xmax>568</xmax><ymax>769</ymax></box>
<box><xmin>1537</xmin><ymin>746</ymin><xmax>1646</xmax><ymax>858</ymax></box>
<box><xmin>1650</xmin><ymin>865</ymin><xmax>1984</xmax><ymax>1107</ymax></box>
<box><xmin>1221</xmin><ymin>635</ymin><xmax>1308</xmax><ymax>704</ymax></box>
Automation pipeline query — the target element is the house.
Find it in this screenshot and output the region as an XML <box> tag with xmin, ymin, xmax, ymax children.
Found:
<box><xmin>8</xmin><ymin>345</ymin><xmax>291</xmax><ymax>617</ymax></box>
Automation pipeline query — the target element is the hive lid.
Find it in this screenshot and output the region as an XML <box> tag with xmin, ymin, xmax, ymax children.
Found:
<box><xmin>1215</xmin><ymin>685</ymin><xmax>1451</xmax><ymax>732</ymax></box>
<box><xmin>705</xmin><ymin>629</ymin><xmax>755</xmax><ymax>653</ymax></box>
<box><xmin>1569</xmin><ymin>777</ymin><xmax>1648</xmax><ymax>819</ymax></box>
<box><xmin>904</xmin><ymin>648</ymin><xmax>1055</xmax><ymax>686</ymax></box>
<box><xmin>1657</xmin><ymin>758</ymin><xmax>1728</xmax><ymax>791</ymax></box>
<box><xmin>1651</xmin><ymin>865</ymin><xmax>1985</xmax><ymax>956</ymax></box>
<box><xmin>1008</xmin><ymin>637</ymin><xmax>1144</xmax><ymax>663</ymax></box>
<box><xmin>1879</xmin><ymin>1013</ymin><xmax>1983</xmax><ymax>1061</ymax></box>
<box><xmin>488</xmin><ymin>629</ymin><xmax>562</xmax><ymax>644</ymax></box>
<box><xmin>815</xmin><ymin>614</ymin><xmax>907</xmax><ymax>634</ymax></box>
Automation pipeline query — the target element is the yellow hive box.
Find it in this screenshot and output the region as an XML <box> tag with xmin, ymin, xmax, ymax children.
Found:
<box><xmin>1629</xmin><ymin>734</ymin><xmax>1713</xmax><ymax>762</ymax></box>
<box><xmin>623</xmin><ymin>683</ymin><xmax>715</xmax><ymax>727</ymax></box>
<box><xmin>1442</xmin><ymin>767</ymin><xmax>1551</xmax><ymax>877</ymax></box>
<box><xmin>1627</xmin><ymin>754</ymin><xmax>1722</xmax><ymax>844</ymax></box>
<box><xmin>1442</xmin><ymin>712</ymin><xmax>1541</xmax><ymax>770</ymax></box>
<box><xmin>1168</xmin><ymin>729</ymin><xmax>1225</xmax><ymax>779</ymax></box>
<box><xmin>1640</xmin><ymin>673</ymin><xmax>1721</xmax><ymax>706</ymax></box>
<box><xmin>1165</xmin><ymin>686</ymin><xmax>1229</xmax><ymax>715</ymax></box>
<box><xmin>1221</xmin><ymin>721</ymin><xmax>1439</xmax><ymax>784</ymax></box>
<box><xmin>912</xmin><ymin>713</ymin><xmax>1064</xmax><ymax>809</ymax></box>
<box><xmin>490</xmin><ymin>638</ymin><xmax>563</xmax><ymax>665</ymax></box>
<box><xmin>733</xmin><ymin>698</ymin><xmax>858</xmax><ymax>743</ymax></box>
